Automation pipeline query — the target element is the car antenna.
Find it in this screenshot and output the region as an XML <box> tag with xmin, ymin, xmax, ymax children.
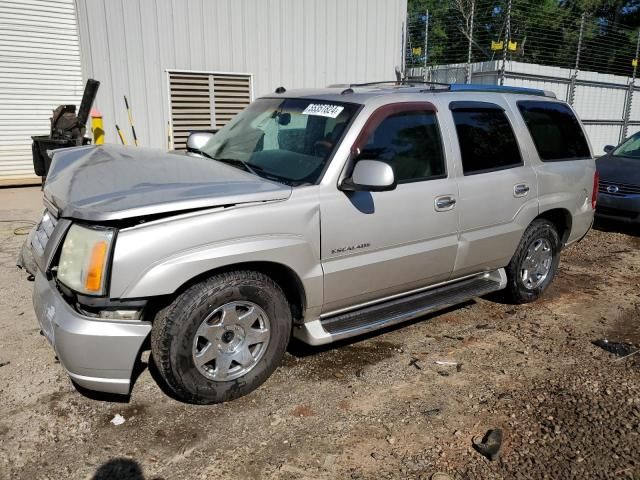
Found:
<box><xmin>275</xmin><ymin>86</ymin><xmax>286</xmax><ymax>94</ymax></box>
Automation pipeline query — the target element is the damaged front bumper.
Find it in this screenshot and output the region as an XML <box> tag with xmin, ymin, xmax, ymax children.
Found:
<box><xmin>32</xmin><ymin>271</ymin><xmax>151</xmax><ymax>395</ymax></box>
<box><xmin>21</xmin><ymin>210</ymin><xmax>151</xmax><ymax>396</ymax></box>
<box><xmin>16</xmin><ymin>228</ymin><xmax>38</xmax><ymax>278</ymax></box>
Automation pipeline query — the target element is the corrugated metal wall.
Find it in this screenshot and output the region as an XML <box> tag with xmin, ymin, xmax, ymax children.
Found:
<box><xmin>0</xmin><ymin>0</ymin><xmax>84</xmax><ymax>184</ymax></box>
<box><xmin>76</xmin><ymin>0</ymin><xmax>407</xmax><ymax>150</ymax></box>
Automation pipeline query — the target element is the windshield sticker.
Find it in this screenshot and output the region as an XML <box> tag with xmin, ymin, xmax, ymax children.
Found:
<box><xmin>302</xmin><ymin>104</ymin><xmax>345</xmax><ymax>118</ymax></box>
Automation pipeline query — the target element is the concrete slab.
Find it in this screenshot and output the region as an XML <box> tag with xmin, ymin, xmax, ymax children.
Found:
<box><xmin>0</xmin><ymin>186</ymin><xmax>43</xmax><ymax>220</ymax></box>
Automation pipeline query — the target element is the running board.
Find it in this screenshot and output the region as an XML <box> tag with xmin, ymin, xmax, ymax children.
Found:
<box><xmin>294</xmin><ymin>269</ymin><xmax>507</xmax><ymax>346</ymax></box>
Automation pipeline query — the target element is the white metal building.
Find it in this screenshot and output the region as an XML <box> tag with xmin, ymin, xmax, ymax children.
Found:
<box><xmin>0</xmin><ymin>0</ymin><xmax>407</xmax><ymax>184</ymax></box>
<box><xmin>0</xmin><ymin>0</ymin><xmax>84</xmax><ymax>184</ymax></box>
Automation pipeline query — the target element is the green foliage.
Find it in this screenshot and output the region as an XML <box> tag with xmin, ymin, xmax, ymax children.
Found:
<box><xmin>406</xmin><ymin>0</ymin><xmax>640</xmax><ymax>76</ymax></box>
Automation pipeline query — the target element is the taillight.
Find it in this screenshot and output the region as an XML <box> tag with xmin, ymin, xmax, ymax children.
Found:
<box><xmin>591</xmin><ymin>170</ymin><xmax>599</xmax><ymax>209</ymax></box>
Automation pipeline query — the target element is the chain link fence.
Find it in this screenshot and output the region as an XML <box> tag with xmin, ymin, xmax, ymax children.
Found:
<box><xmin>402</xmin><ymin>1</ymin><xmax>640</xmax><ymax>151</ymax></box>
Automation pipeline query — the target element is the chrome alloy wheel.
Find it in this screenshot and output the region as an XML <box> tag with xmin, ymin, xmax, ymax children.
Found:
<box><xmin>520</xmin><ymin>238</ymin><xmax>553</xmax><ymax>290</ymax></box>
<box><xmin>192</xmin><ymin>301</ymin><xmax>271</xmax><ymax>381</ymax></box>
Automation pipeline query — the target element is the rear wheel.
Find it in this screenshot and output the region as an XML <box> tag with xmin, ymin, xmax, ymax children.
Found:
<box><xmin>151</xmin><ymin>271</ymin><xmax>291</xmax><ymax>404</ymax></box>
<box><xmin>504</xmin><ymin>219</ymin><xmax>561</xmax><ymax>304</ymax></box>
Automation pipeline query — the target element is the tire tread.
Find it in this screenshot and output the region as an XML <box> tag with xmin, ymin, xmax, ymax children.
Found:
<box><xmin>150</xmin><ymin>270</ymin><xmax>289</xmax><ymax>404</ymax></box>
<box><xmin>503</xmin><ymin>219</ymin><xmax>560</xmax><ymax>304</ymax></box>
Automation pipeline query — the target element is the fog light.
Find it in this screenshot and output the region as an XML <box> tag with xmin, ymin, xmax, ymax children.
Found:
<box><xmin>98</xmin><ymin>309</ymin><xmax>142</xmax><ymax>321</ymax></box>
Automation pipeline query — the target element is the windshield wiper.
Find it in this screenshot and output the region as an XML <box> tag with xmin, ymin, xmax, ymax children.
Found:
<box><xmin>213</xmin><ymin>157</ymin><xmax>260</xmax><ymax>175</ymax></box>
<box><xmin>188</xmin><ymin>148</ymin><xmax>216</xmax><ymax>161</ymax></box>
<box><xmin>211</xmin><ymin>157</ymin><xmax>297</xmax><ymax>186</ymax></box>
<box><xmin>194</xmin><ymin>151</ymin><xmax>262</xmax><ymax>176</ymax></box>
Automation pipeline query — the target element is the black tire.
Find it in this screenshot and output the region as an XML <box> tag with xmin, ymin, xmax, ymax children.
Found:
<box><xmin>504</xmin><ymin>219</ymin><xmax>561</xmax><ymax>304</ymax></box>
<box><xmin>151</xmin><ymin>270</ymin><xmax>292</xmax><ymax>404</ymax></box>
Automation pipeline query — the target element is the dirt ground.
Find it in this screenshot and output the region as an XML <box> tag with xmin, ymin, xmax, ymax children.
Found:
<box><xmin>0</xmin><ymin>187</ymin><xmax>639</xmax><ymax>480</ymax></box>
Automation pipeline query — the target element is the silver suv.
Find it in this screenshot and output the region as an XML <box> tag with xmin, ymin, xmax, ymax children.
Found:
<box><xmin>21</xmin><ymin>82</ymin><xmax>597</xmax><ymax>404</ymax></box>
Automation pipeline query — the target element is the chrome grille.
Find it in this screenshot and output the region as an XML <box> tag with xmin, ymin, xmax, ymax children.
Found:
<box><xmin>598</xmin><ymin>180</ymin><xmax>640</xmax><ymax>197</ymax></box>
<box><xmin>31</xmin><ymin>211</ymin><xmax>58</xmax><ymax>257</ymax></box>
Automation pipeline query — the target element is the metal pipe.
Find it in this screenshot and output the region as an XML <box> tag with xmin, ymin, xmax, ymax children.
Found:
<box><xmin>499</xmin><ymin>0</ymin><xmax>512</xmax><ymax>86</ymax></box>
<box><xmin>568</xmin><ymin>13</ymin><xmax>586</xmax><ymax>105</ymax></box>
<box><xmin>401</xmin><ymin>20</ymin><xmax>407</xmax><ymax>79</ymax></box>
<box><xmin>115</xmin><ymin>124</ymin><xmax>128</xmax><ymax>145</ymax></box>
<box><xmin>424</xmin><ymin>10</ymin><xmax>429</xmax><ymax>81</ymax></box>
<box><xmin>621</xmin><ymin>30</ymin><xmax>640</xmax><ymax>141</ymax></box>
<box><xmin>466</xmin><ymin>1</ymin><xmax>475</xmax><ymax>84</ymax></box>
<box><xmin>124</xmin><ymin>96</ymin><xmax>139</xmax><ymax>146</ymax></box>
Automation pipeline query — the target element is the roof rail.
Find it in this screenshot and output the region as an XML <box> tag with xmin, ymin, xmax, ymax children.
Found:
<box><xmin>346</xmin><ymin>81</ymin><xmax>556</xmax><ymax>98</ymax></box>
<box><xmin>448</xmin><ymin>84</ymin><xmax>556</xmax><ymax>98</ymax></box>
<box><xmin>350</xmin><ymin>80</ymin><xmax>450</xmax><ymax>89</ymax></box>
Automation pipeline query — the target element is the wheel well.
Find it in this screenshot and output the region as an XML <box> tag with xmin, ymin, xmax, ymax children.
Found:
<box><xmin>537</xmin><ymin>208</ymin><xmax>572</xmax><ymax>246</ymax></box>
<box><xmin>164</xmin><ymin>262</ymin><xmax>306</xmax><ymax>321</ymax></box>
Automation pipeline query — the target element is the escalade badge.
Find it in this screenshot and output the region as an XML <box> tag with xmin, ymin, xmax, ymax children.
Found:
<box><xmin>331</xmin><ymin>243</ymin><xmax>371</xmax><ymax>255</ymax></box>
<box><xmin>607</xmin><ymin>185</ymin><xmax>619</xmax><ymax>194</ymax></box>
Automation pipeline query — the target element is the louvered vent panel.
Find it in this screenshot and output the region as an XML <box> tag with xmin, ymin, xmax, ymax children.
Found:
<box><xmin>169</xmin><ymin>72</ymin><xmax>251</xmax><ymax>150</ymax></box>
<box><xmin>169</xmin><ymin>73</ymin><xmax>212</xmax><ymax>150</ymax></box>
<box><xmin>212</xmin><ymin>74</ymin><xmax>252</xmax><ymax>129</ymax></box>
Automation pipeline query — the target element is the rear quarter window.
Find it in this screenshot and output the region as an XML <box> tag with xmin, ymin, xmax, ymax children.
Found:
<box><xmin>450</xmin><ymin>102</ymin><xmax>522</xmax><ymax>175</ymax></box>
<box><xmin>517</xmin><ymin>101</ymin><xmax>591</xmax><ymax>161</ymax></box>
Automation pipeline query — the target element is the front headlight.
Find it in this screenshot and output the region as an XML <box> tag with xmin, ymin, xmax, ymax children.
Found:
<box><xmin>57</xmin><ymin>224</ymin><xmax>115</xmax><ymax>296</ymax></box>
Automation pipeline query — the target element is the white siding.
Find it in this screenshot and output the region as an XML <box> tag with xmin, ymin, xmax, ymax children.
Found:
<box><xmin>0</xmin><ymin>0</ymin><xmax>84</xmax><ymax>183</ymax></box>
<box><xmin>76</xmin><ymin>0</ymin><xmax>407</xmax><ymax>150</ymax></box>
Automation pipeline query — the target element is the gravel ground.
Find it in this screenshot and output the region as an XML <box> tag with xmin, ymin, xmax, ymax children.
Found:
<box><xmin>0</xmin><ymin>189</ymin><xmax>638</xmax><ymax>480</ymax></box>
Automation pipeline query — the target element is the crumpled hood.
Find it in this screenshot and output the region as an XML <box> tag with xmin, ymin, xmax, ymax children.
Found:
<box><xmin>44</xmin><ymin>145</ymin><xmax>292</xmax><ymax>221</ymax></box>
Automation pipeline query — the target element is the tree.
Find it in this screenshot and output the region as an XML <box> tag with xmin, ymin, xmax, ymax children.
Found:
<box><xmin>406</xmin><ymin>0</ymin><xmax>640</xmax><ymax>76</ymax></box>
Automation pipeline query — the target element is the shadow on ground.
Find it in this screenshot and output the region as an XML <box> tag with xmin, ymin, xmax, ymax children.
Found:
<box><xmin>593</xmin><ymin>217</ymin><xmax>640</xmax><ymax>237</ymax></box>
<box><xmin>92</xmin><ymin>458</ymin><xmax>164</xmax><ymax>480</ymax></box>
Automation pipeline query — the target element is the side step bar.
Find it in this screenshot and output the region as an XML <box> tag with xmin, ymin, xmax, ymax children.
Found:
<box><xmin>294</xmin><ymin>269</ymin><xmax>506</xmax><ymax>346</ymax></box>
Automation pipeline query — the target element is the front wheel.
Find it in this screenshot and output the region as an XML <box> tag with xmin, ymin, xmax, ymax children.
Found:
<box><xmin>504</xmin><ymin>219</ymin><xmax>561</xmax><ymax>304</ymax></box>
<box><xmin>151</xmin><ymin>271</ymin><xmax>292</xmax><ymax>404</ymax></box>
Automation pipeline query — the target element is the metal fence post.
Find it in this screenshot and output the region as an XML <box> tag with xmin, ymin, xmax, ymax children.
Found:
<box><xmin>568</xmin><ymin>13</ymin><xmax>586</xmax><ymax>105</ymax></box>
<box><xmin>465</xmin><ymin>1</ymin><xmax>475</xmax><ymax>84</ymax></box>
<box><xmin>499</xmin><ymin>0</ymin><xmax>512</xmax><ymax>86</ymax></box>
<box><xmin>401</xmin><ymin>19</ymin><xmax>407</xmax><ymax>79</ymax></box>
<box><xmin>424</xmin><ymin>10</ymin><xmax>430</xmax><ymax>81</ymax></box>
<box><xmin>621</xmin><ymin>30</ymin><xmax>640</xmax><ymax>141</ymax></box>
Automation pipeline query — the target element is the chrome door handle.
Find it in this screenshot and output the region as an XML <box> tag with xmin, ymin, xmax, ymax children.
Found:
<box><xmin>435</xmin><ymin>196</ymin><xmax>457</xmax><ymax>211</ymax></box>
<box><xmin>514</xmin><ymin>184</ymin><xmax>530</xmax><ymax>197</ymax></box>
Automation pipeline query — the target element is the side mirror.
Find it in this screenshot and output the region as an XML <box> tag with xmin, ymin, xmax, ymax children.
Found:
<box><xmin>603</xmin><ymin>145</ymin><xmax>615</xmax><ymax>154</ymax></box>
<box><xmin>186</xmin><ymin>131</ymin><xmax>215</xmax><ymax>153</ymax></box>
<box><xmin>340</xmin><ymin>160</ymin><xmax>397</xmax><ymax>192</ymax></box>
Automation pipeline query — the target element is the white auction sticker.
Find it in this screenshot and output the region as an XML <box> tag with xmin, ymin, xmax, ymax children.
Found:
<box><xmin>302</xmin><ymin>104</ymin><xmax>345</xmax><ymax>118</ymax></box>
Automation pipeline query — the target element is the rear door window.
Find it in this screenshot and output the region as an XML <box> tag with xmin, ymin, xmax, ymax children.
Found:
<box><xmin>517</xmin><ymin>101</ymin><xmax>591</xmax><ymax>161</ymax></box>
<box><xmin>450</xmin><ymin>102</ymin><xmax>522</xmax><ymax>175</ymax></box>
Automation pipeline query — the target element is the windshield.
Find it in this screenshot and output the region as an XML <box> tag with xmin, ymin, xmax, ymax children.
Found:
<box><xmin>200</xmin><ymin>98</ymin><xmax>359</xmax><ymax>185</ymax></box>
<box><xmin>613</xmin><ymin>132</ymin><xmax>640</xmax><ymax>159</ymax></box>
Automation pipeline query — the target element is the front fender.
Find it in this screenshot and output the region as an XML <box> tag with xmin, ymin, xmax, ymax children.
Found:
<box><xmin>119</xmin><ymin>235</ymin><xmax>322</xmax><ymax>305</ymax></box>
<box><xmin>109</xmin><ymin>193</ymin><xmax>322</xmax><ymax>307</ymax></box>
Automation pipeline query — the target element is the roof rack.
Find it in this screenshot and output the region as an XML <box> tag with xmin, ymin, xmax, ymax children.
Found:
<box><xmin>349</xmin><ymin>80</ymin><xmax>450</xmax><ymax>89</ymax></box>
<box><xmin>447</xmin><ymin>84</ymin><xmax>556</xmax><ymax>98</ymax></box>
<box><xmin>346</xmin><ymin>81</ymin><xmax>556</xmax><ymax>98</ymax></box>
